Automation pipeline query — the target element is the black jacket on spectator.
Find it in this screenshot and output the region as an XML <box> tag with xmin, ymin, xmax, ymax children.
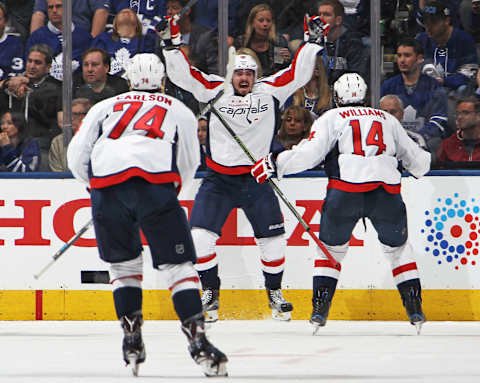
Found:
<box><xmin>191</xmin><ymin>28</ymin><xmax>221</xmax><ymax>75</ymax></box>
<box><xmin>73</xmin><ymin>73</ymin><xmax>129</xmax><ymax>105</ymax></box>
<box><xmin>323</xmin><ymin>26</ymin><xmax>370</xmax><ymax>86</ymax></box>
<box><xmin>0</xmin><ymin>74</ymin><xmax>61</xmax><ymax>151</ymax></box>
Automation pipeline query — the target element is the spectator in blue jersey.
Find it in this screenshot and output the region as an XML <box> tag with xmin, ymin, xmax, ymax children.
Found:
<box><xmin>0</xmin><ymin>3</ymin><xmax>24</xmax><ymax>83</ymax></box>
<box><xmin>30</xmin><ymin>0</ymin><xmax>110</xmax><ymax>38</ymax></box>
<box><xmin>26</xmin><ymin>0</ymin><xmax>93</xmax><ymax>81</ymax></box>
<box><xmin>316</xmin><ymin>0</ymin><xmax>370</xmax><ymax>85</ymax></box>
<box><xmin>381</xmin><ymin>37</ymin><xmax>448</xmax><ymax>151</ymax></box>
<box><xmin>234</xmin><ymin>4</ymin><xmax>291</xmax><ymax>77</ymax></box>
<box><xmin>0</xmin><ymin>111</ymin><xmax>40</xmax><ymax>172</ymax></box>
<box><xmin>0</xmin><ymin>44</ymin><xmax>60</xmax><ymax>171</ymax></box>
<box><xmin>108</xmin><ymin>0</ymin><xmax>166</xmax><ymax>35</ymax></box>
<box><xmin>416</xmin><ymin>0</ymin><xmax>479</xmax><ymax>93</ymax></box>
<box><xmin>92</xmin><ymin>8</ymin><xmax>156</xmax><ymax>75</ymax></box>
<box><xmin>73</xmin><ymin>47</ymin><xmax>129</xmax><ymax>105</ymax></box>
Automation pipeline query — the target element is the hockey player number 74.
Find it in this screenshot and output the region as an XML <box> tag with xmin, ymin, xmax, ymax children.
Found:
<box><xmin>109</xmin><ymin>101</ymin><xmax>167</xmax><ymax>139</ymax></box>
<box><xmin>350</xmin><ymin>119</ymin><xmax>386</xmax><ymax>156</ymax></box>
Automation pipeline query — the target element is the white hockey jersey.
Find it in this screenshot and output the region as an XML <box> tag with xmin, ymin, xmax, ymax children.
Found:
<box><xmin>163</xmin><ymin>43</ymin><xmax>323</xmax><ymax>175</ymax></box>
<box><xmin>276</xmin><ymin>106</ymin><xmax>431</xmax><ymax>193</ymax></box>
<box><xmin>67</xmin><ymin>91</ymin><xmax>200</xmax><ymax>191</ymax></box>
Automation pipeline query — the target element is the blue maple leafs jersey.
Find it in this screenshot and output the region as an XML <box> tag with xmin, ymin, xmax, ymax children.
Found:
<box><xmin>0</xmin><ymin>33</ymin><xmax>24</xmax><ymax>80</ymax></box>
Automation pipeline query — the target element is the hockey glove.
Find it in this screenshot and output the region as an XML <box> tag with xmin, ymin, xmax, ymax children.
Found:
<box><xmin>251</xmin><ymin>153</ymin><xmax>277</xmax><ymax>183</ymax></box>
<box><xmin>304</xmin><ymin>14</ymin><xmax>330</xmax><ymax>45</ymax></box>
<box><xmin>155</xmin><ymin>15</ymin><xmax>182</xmax><ymax>49</ymax></box>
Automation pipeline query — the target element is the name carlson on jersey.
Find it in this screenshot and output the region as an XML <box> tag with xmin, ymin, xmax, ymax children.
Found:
<box><xmin>116</xmin><ymin>93</ymin><xmax>173</xmax><ymax>105</ymax></box>
<box><xmin>339</xmin><ymin>108</ymin><xmax>386</xmax><ymax>120</ymax></box>
<box><xmin>218</xmin><ymin>99</ymin><xmax>269</xmax><ymax>119</ymax></box>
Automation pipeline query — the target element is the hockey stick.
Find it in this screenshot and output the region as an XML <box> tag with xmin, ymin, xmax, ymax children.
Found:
<box><xmin>208</xmin><ymin>106</ymin><xmax>341</xmax><ymax>270</ymax></box>
<box><xmin>33</xmin><ymin>218</ymin><xmax>94</xmax><ymax>280</ymax></box>
<box><xmin>154</xmin><ymin>0</ymin><xmax>199</xmax><ymax>33</ymax></box>
<box><xmin>178</xmin><ymin>0</ymin><xmax>199</xmax><ymax>19</ymax></box>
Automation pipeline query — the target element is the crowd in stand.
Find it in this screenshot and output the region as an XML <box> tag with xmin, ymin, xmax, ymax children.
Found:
<box><xmin>0</xmin><ymin>0</ymin><xmax>479</xmax><ymax>172</ymax></box>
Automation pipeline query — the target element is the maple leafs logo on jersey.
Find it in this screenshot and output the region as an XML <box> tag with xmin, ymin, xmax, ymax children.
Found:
<box><xmin>50</xmin><ymin>53</ymin><xmax>80</xmax><ymax>81</ymax></box>
<box><xmin>110</xmin><ymin>47</ymin><xmax>131</xmax><ymax>75</ymax></box>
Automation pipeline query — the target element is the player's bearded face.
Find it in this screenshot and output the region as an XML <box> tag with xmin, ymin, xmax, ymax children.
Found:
<box><xmin>232</xmin><ymin>69</ymin><xmax>255</xmax><ymax>96</ymax></box>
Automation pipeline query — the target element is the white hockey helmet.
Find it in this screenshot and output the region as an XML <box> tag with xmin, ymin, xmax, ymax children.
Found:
<box><xmin>125</xmin><ymin>53</ymin><xmax>165</xmax><ymax>90</ymax></box>
<box><xmin>333</xmin><ymin>73</ymin><xmax>368</xmax><ymax>106</ymax></box>
<box><xmin>233</xmin><ymin>54</ymin><xmax>258</xmax><ymax>78</ymax></box>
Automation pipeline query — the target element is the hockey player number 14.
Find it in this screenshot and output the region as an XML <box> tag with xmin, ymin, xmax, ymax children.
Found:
<box><xmin>109</xmin><ymin>101</ymin><xmax>167</xmax><ymax>139</ymax></box>
<box><xmin>350</xmin><ymin>119</ymin><xmax>386</xmax><ymax>156</ymax></box>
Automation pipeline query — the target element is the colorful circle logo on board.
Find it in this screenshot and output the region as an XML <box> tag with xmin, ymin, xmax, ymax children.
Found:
<box><xmin>422</xmin><ymin>193</ymin><xmax>480</xmax><ymax>269</ymax></box>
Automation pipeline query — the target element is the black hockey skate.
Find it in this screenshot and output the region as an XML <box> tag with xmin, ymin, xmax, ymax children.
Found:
<box><xmin>120</xmin><ymin>312</ymin><xmax>146</xmax><ymax>376</ymax></box>
<box><xmin>201</xmin><ymin>288</ymin><xmax>219</xmax><ymax>323</ymax></box>
<box><xmin>267</xmin><ymin>289</ymin><xmax>293</xmax><ymax>321</ymax></box>
<box><xmin>181</xmin><ymin>313</ymin><xmax>228</xmax><ymax>377</ymax></box>
<box><xmin>398</xmin><ymin>280</ymin><xmax>426</xmax><ymax>335</ymax></box>
<box><xmin>310</xmin><ymin>288</ymin><xmax>334</xmax><ymax>335</ymax></box>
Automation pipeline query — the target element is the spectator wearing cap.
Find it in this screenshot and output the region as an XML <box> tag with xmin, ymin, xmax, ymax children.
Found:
<box><xmin>416</xmin><ymin>0</ymin><xmax>478</xmax><ymax>92</ymax></box>
<box><xmin>412</xmin><ymin>0</ymin><xmax>462</xmax><ymax>30</ymax></box>
<box><xmin>436</xmin><ymin>96</ymin><xmax>480</xmax><ymax>166</ymax></box>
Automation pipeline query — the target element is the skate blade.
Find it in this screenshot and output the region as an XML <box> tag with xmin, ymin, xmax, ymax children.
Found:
<box><xmin>310</xmin><ymin>317</ymin><xmax>326</xmax><ymax>335</ymax></box>
<box><xmin>414</xmin><ymin>321</ymin><xmax>425</xmax><ymax>335</ymax></box>
<box><xmin>200</xmin><ymin>359</ymin><xmax>228</xmax><ymax>377</ymax></box>
<box><xmin>311</xmin><ymin>323</ymin><xmax>322</xmax><ymax>336</ymax></box>
<box><xmin>204</xmin><ymin>309</ymin><xmax>218</xmax><ymax>323</ymax></box>
<box><xmin>272</xmin><ymin>309</ymin><xmax>291</xmax><ymax>321</ymax></box>
<box><xmin>127</xmin><ymin>355</ymin><xmax>140</xmax><ymax>377</ymax></box>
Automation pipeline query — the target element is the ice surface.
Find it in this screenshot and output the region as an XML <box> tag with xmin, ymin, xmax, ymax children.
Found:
<box><xmin>1</xmin><ymin>320</ymin><xmax>480</xmax><ymax>382</ymax></box>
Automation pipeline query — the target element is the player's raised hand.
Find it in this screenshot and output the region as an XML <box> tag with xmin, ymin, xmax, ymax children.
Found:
<box><xmin>304</xmin><ymin>14</ymin><xmax>330</xmax><ymax>45</ymax></box>
<box><xmin>251</xmin><ymin>153</ymin><xmax>277</xmax><ymax>183</ymax></box>
<box><xmin>155</xmin><ymin>14</ymin><xmax>182</xmax><ymax>49</ymax></box>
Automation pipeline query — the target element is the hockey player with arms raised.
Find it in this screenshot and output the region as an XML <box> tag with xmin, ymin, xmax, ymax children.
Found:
<box><xmin>158</xmin><ymin>14</ymin><xmax>329</xmax><ymax>322</ymax></box>
<box><xmin>252</xmin><ymin>73</ymin><xmax>430</xmax><ymax>334</ymax></box>
<box><xmin>67</xmin><ymin>53</ymin><xmax>228</xmax><ymax>377</ymax></box>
